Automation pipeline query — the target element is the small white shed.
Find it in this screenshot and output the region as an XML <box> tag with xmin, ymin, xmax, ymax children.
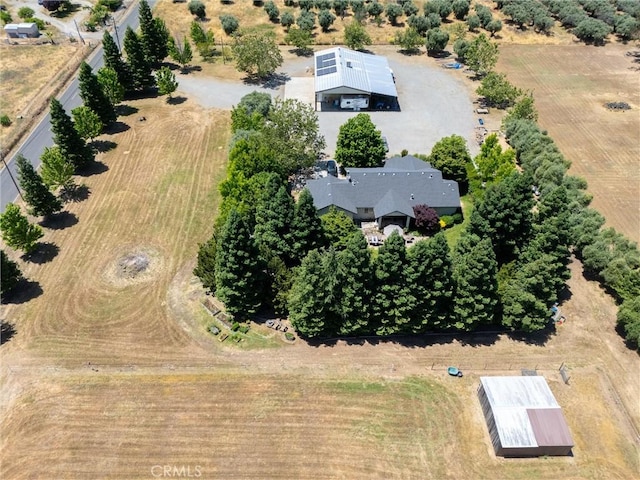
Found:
<box><xmin>4</xmin><ymin>23</ymin><xmax>40</xmax><ymax>38</ymax></box>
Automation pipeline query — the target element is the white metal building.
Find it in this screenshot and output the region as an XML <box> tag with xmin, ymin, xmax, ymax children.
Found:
<box><xmin>314</xmin><ymin>47</ymin><xmax>398</xmax><ymax>111</ymax></box>
<box><xmin>4</xmin><ymin>23</ymin><xmax>40</xmax><ymax>38</ymax></box>
<box><xmin>478</xmin><ymin>376</ymin><xmax>574</xmax><ymax>457</ymax></box>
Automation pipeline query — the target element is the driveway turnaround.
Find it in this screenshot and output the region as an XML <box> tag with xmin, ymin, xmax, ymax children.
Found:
<box><xmin>175</xmin><ymin>48</ymin><xmax>479</xmax><ymax>158</ymax></box>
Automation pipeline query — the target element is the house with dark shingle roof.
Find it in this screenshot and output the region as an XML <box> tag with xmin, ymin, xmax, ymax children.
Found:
<box><xmin>305</xmin><ymin>155</ymin><xmax>461</xmax><ymax>229</ymax></box>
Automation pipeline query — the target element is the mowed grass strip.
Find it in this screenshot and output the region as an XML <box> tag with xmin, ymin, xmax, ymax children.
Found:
<box><xmin>2</xmin><ymin>372</ymin><xmax>637</xmax><ymax>479</ymax></box>
<box><xmin>0</xmin><ymin>374</ymin><xmax>463</xmax><ymax>479</ymax></box>
<box><xmin>8</xmin><ymin>98</ymin><xmax>229</xmax><ymax>364</ymax></box>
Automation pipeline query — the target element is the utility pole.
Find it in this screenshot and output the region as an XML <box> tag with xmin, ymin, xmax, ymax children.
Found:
<box><xmin>73</xmin><ymin>19</ymin><xmax>85</xmax><ymax>45</ymax></box>
<box><xmin>112</xmin><ymin>17</ymin><xmax>121</xmax><ymax>51</ymax></box>
<box><xmin>1</xmin><ymin>154</ymin><xmax>24</xmax><ymax>203</ymax></box>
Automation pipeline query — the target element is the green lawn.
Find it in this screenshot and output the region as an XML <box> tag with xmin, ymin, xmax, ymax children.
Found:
<box><xmin>444</xmin><ymin>194</ymin><xmax>474</xmax><ymax>248</ymax></box>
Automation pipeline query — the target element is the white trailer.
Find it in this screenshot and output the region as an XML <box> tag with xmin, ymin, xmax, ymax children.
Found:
<box><xmin>340</xmin><ymin>95</ymin><xmax>369</xmax><ymax>110</ymax></box>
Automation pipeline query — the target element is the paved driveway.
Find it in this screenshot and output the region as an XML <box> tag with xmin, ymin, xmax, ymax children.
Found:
<box><xmin>176</xmin><ymin>47</ymin><xmax>479</xmax><ymax>159</ymax></box>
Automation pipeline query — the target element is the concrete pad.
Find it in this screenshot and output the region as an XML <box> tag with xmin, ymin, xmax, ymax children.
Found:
<box><xmin>284</xmin><ymin>77</ymin><xmax>315</xmax><ymax>107</ymax></box>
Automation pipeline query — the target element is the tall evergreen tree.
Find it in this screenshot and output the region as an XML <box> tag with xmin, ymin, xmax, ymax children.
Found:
<box><xmin>371</xmin><ymin>232</ymin><xmax>415</xmax><ymax>335</ymax></box>
<box><xmin>452</xmin><ymin>235</ymin><xmax>498</xmax><ymax>330</ymax></box>
<box><xmin>291</xmin><ymin>188</ymin><xmax>326</xmax><ymax>264</ymax></box>
<box><xmin>78</xmin><ymin>62</ymin><xmax>117</xmax><ymax>126</ymax></box>
<box><xmin>193</xmin><ymin>233</ymin><xmax>217</xmax><ymax>293</ymax></box>
<box><xmin>526</xmin><ymin>186</ymin><xmax>572</xmax><ymax>294</ymax></box>
<box><xmin>16</xmin><ymin>155</ymin><xmax>62</xmax><ymax>218</ymax></box>
<box><xmin>321</xmin><ymin>247</ymin><xmax>342</xmax><ymax>336</ymax></box>
<box><xmin>123</xmin><ymin>26</ymin><xmax>155</xmax><ymax>91</ymax></box>
<box><xmin>468</xmin><ymin>171</ymin><xmax>533</xmax><ymax>264</ymax></box>
<box><xmin>139</xmin><ymin>0</ymin><xmax>169</xmax><ymax>65</ymax></box>
<box><xmin>336</xmin><ymin>231</ymin><xmax>373</xmax><ymax>336</ymax></box>
<box><xmin>254</xmin><ymin>182</ymin><xmax>295</xmax><ymax>265</ymax></box>
<box><xmin>263</xmin><ymin>250</ymin><xmax>293</xmax><ymax>317</ymax></box>
<box><xmin>407</xmin><ymin>233</ymin><xmax>455</xmax><ymax>332</ymax></box>
<box><xmin>289</xmin><ymin>249</ymin><xmax>335</xmax><ymax>338</ymax></box>
<box><xmin>102</xmin><ymin>31</ymin><xmax>132</xmax><ymax>91</ymax></box>
<box><xmin>1</xmin><ymin>250</ymin><xmax>23</xmax><ymax>296</ymax></box>
<box><xmin>501</xmin><ymin>254</ymin><xmax>558</xmax><ymax>331</ymax></box>
<box><xmin>214</xmin><ymin>210</ymin><xmax>263</xmax><ymax>319</ymax></box>
<box><xmin>49</xmin><ymin>98</ymin><xmax>94</xmax><ymax>170</ymax></box>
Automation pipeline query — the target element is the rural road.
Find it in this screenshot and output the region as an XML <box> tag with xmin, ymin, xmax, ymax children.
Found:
<box><xmin>0</xmin><ymin>0</ymin><xmax>156</xmax><ymax>212</ymax></box>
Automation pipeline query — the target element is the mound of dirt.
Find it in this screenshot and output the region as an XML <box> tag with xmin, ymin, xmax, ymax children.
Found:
<box><xmin>117</xmin><ymin>253</ymin><xmax>150</xmax><ymax>278</ymax></box>
<box><xmin>605</xmin><ymin>101</ymin><xmax>631</xmax><ymax>111</ymax></box>
<box><xmin>103</xmin><ymin>247</ymin><xmax>163</xmax><ymax>287</ymax></box>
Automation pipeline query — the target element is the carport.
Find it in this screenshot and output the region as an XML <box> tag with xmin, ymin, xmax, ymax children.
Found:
<box><xmin>314</xmin><ymin>47</ymin><xmax>398</xmax><ymax>111</ymax></box>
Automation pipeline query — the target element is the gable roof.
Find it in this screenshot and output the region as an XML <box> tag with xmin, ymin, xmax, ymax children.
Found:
<box><xmin>305</xmin><ymin>155</ymin><xmax>460</xmax><ymax>217</ymax></box>
<box><xmin>383</xmin><ymin>155</ymin><xmax>436</xmax><ymax>171</ymax></box>
<box><xmin>480</xmin><ymin>376</ymin><xmax>574</xmax><ymax>450</ymax></box>
<box><xmin>314</xmin><ymin>47</ymin><xmax>398</xmax><ymax>98</ymax></box>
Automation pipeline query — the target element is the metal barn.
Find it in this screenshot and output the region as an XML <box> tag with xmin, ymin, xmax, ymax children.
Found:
<box><xmin>314</xmin><ymin>47</ymin><xmax>398</xmax><ymax>111</ymax></box>
<box><xmin>478</xmin><ymin>376</ymin><xmax>574</xmax><ymax>457</ymax></box>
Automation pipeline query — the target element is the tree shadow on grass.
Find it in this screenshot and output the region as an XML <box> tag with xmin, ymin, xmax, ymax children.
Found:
<box><xmin>22</xmin><ymin>242</ymin><xmax>59</xmax><ymax>264</ymax></box>
<box><xmin>40</xmin><ymin>211</ymin><xmax>78</xmax><ymax>230</ymax></box>
<box><xmin>306</xmin><ymin>326</ymin><xmax>557</xmax><ymax>349</ymax></box>
<box><xmin>105</xmin><ymin>121</ymin><xmax>130</xmax><ymax>135</ymax></box>
<box><xmin>0</xmin><ymin>279</ymin><xmax>43</xmax><ymax>305</ymax></box>
<box><xmin>1</xmin><ymin>321</ymin><xmax>16</xmax><ymax>345</ymax></box>
<box><xmin>506</xmin><ymin>327</ymin><xmax>556</xmax><ymax>347</ymax></box>
<box><xmin>91</xmin><ymin>139</ymin><xmax>117</xmax><ymax>153</ymax></box>
<box><xmin>116</xmin><ymin>104</ymin><xmax>139</xmax><ymax>117</ymax></box>
<box><xmin>60</xmin><ymin>184</ymin><xmax>91</xmax><ymax>203</ymax></box>
<box><xmin>77</xmin><ymin>160</ymin><xmax>108</xmax><ymax>177</ymax></box>
<box><xmin>125</xmin><ymin>89</ymin><xmax>159</xmax><ymax>101</ymax></box>
<box><xmin>167</xmin><ymin>95</ymin><xmax>187</xmax><ymax>105</ymax></box>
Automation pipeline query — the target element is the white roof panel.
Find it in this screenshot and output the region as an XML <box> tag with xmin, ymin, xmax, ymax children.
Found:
<box><xmin>480</xmin><ymin>376</ymin><xmax>571</xmax><ymax>450</ymax></box>
<box><xmin>481</xmin><ymin>376</ymin><xmax>560</xmax><ymax>409</ymax></box>
<box><xmin>492</xmin><ymin>408</ymin><xmax>538</xmax><ymax>448</ymax></box>
<box><xmin>314</xmin><ymin>47</ymin><xmax>397</xmax><ymax>98</ymax></box>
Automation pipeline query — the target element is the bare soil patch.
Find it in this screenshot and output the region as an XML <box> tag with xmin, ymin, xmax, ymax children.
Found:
<box><xmin>102</xmin><ymin>246</ymin><xmax>163</xmax><ymax>287</ymax></box>
<box><xmin>498</xmin><ymin>43</ymin><xmax>640</xmax><ymax>243</ymax></box>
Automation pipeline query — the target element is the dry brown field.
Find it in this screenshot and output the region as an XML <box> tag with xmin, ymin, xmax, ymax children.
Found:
<box><xmin>0</xmin><ymin>42</ymin><xmax>88</xmax><ymax>149</ymax></box>
<box><xmin>1</xmin><ymin>93</ymin><xmax>638</xmax><ymax>478</ymax></box>
<box><xmin>497</xmin><ymin>43</ymin><xmax>640</xmax><ymax>244</ymax></box>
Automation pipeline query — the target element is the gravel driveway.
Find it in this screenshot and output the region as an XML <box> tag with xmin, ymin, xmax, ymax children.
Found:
<box><xmin>176</xmin><ymin>47</ymin><xmax>479</xmax><ymax>158</ymax></box>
